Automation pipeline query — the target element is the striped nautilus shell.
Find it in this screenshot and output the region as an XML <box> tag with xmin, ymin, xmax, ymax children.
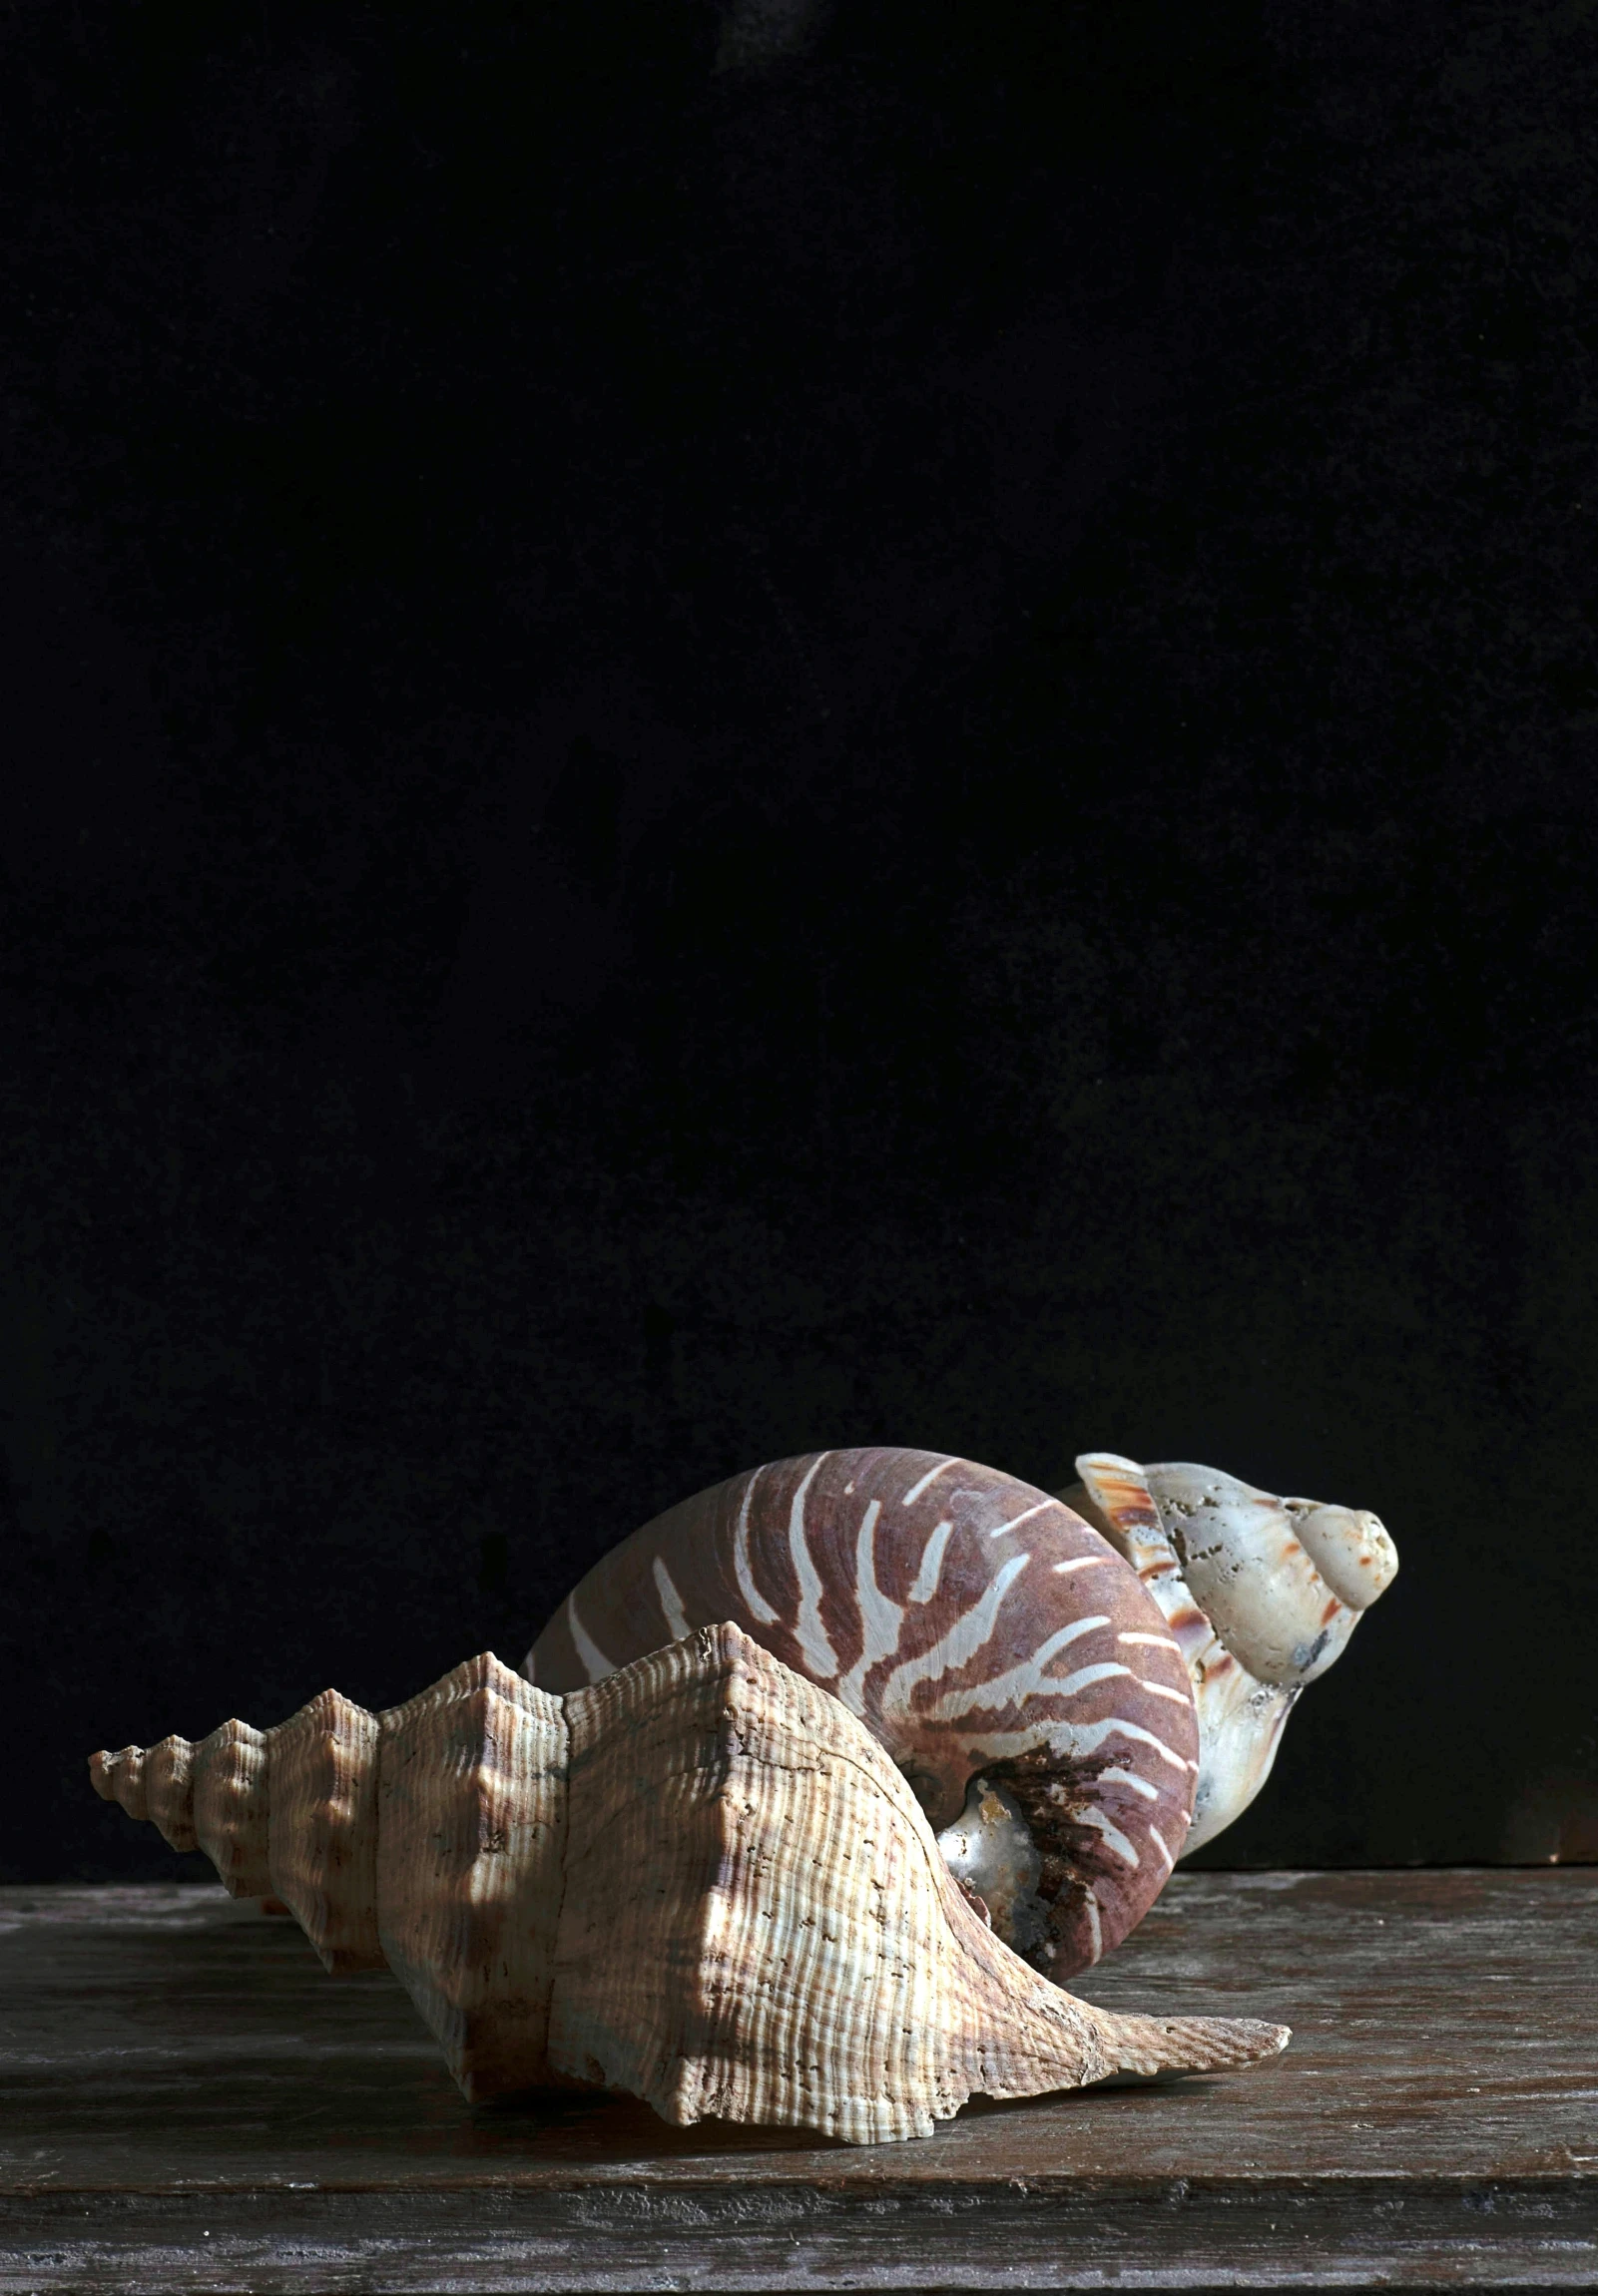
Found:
<box><xmin>527</xmin><ymin>1446</ymin><xmax>1397</xmax><ymax>1977</ymax></box>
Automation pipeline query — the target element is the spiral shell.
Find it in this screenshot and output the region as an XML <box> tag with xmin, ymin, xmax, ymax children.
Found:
<box><xmin>1060</xmin><ymin>1455</ymin><xmax>1398</xmax><ymax>1851</ymax></box>
<box><xmin>90</xmin><ymin>1624</ymin><xmax>1288</xmax><ymax>2142</ymax></box>
<box><xmin>525</xmin><ymin>1448</ymin><xmax>1201</xmax><ymax>1978</ymax></box>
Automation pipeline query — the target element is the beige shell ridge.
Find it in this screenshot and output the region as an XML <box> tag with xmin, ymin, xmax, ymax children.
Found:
<box><xmin>90</xmin><ymin>1624</ymin><xmax>1287</xmax><ymax>2143</ymax></box>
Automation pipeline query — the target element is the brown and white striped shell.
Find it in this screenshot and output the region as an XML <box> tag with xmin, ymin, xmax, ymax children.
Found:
<box><xmin>526</xmin><ymin>1449</ymin><xmax>1201</xmax><ymax>1978</ymax></box>
<box><xmin>90</xmin><ymin>1623</ymin><xmax>1288</xmax><ymax>2143</ymax></box>
<box><xmin>1060</xmin><ymin>1455</ymin><xmax>1397</xmax><ymax>1852</ymax></box>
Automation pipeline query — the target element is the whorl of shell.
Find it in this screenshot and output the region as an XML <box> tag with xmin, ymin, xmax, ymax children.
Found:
<box><xmin>525</xmin><ymin>1449</ymin><xmax>1202</xmax><ymax>1981</ymax></box>
<box><xmin>92</xmin><ymin>1719</ymin><xmax>268</xmax><ymax>1889</ymax></box>
<box><xmin>1058</xmin><ymin>1456</ymin><xmax>1398</xmax><ymax>1852</ymax></box>
<box><xmin>96</xmin><ymin>1654</ymin><xmax>566</xmax><ymax>2093</ymax></box>
<box><xmin>90</xmin><ymin>1625</ymin><xmax>1288</xmax><ymax>2142</ymax></box>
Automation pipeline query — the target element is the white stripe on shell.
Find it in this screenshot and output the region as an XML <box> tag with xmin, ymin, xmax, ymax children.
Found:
<box><xmin>924</xmin><ymin>1656</ymin><xmax>1135</xmax><ymax>1722</ymax></box>
<box><xmin>1149</xmin><ymin>1823</ymin><xmax>1175</xmax><ymax>1872</ymax></box>
<box><xmin>1119</xmin><ymin>1631</ymin><xmax>1183</xmax><ymax>1651</ymax></box>
<box><xmin>1098</xmin><ymin>1765</ymin><xmax>1160</xmax><ymax>1801</ymax></box>
<box><xmin>879</xmin><ymin>1552</ymin><xmax>1031</xmax><ymax>1719</ymax></box>
<box><xmin>1083</xmin><ymin>1891</ymin><xmax>1103</xmax><ymax>1965</ymax></box>
<box><xmin>984</xmin><ymin>1499</ymin><xmax>1059</xmax><ymax>1540</ymax></box>
<box><xmin>917</xmin><ymin>1617</ymin><xmax>1115</xmax><ymax>1721</ymax></box>
<box><xmin>932</xmin><ymin>1714</ymin><xmax>1196</xmax><ymax>1778</ymax></box>
<box><xmin>733</xmin><ymin>1467</ymin><xmax>780</xmax><ymax>1626</ymax></box>
<box><xmin>836</xmin><ymin>1499</ymin><xmax>904</xmax><ymax>1712</ymax></box>
<box><xmin>652</xmin><ymin>1555</ymin><xmax>691</xmax><ymax>1642</ymax></box>
<box><xmin>907</xmin><ymin>1519</ymin><xmax>954</xmax><ymax>1604</ymax></box>
<box><xmin>1075</xmin><ymin>1804</ymin><xmax>1140</xmax><ymax>1868</ymax></box>
<box><xmin>790</xmin><ymin>1453</ymin><xmax>839</xmax><ymax>1678</ymax></box>
<box><xmin>566</xmin><ymin>1592</ymin><xmax>616</xmax><ymax>1685</ymax></box>
<box><xmin>1135</xmin><ymin>1676</ymin><xmax>1192</xmax><ymax>1705</ymax></box>
<box><xmin>1055</xmin><ymin>1715</ymin><xmax>1195</xmax><ymax>1775</ymax></box>
<box><xmin>1053</xmin><ymin>1555</ymin><xmax>1119</xmax><ymax>1573</ymax></box>
<box><xmin>901</xmin><ymin>1457</ymin><xmax>954</xmax><ymax>1506</ymax></box>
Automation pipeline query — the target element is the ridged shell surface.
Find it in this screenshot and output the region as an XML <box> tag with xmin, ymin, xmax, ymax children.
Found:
<box><xmin>550</xmin><ymin>1625</ymin><xmax>1276</xmax><ymax>2143</ymax></box>
<box><xmin>377</xmin><ymin>1653</ymin><xmax>569</xmax><ymax>2098</ymax></box>
<box><xmin>268</xmin><ymin>1688</ymin><xmax>384</xmax><ymax>1973</ymax></box>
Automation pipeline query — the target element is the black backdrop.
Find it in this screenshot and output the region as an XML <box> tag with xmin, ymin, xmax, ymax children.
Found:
<box><xmin>4</xmin><ymin>0</ymin><xmax>1596</xmax><ymax>1885</ymax></box>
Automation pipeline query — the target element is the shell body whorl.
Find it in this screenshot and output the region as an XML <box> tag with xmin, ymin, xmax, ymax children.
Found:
<box><xmin>524</xmin><ymin>1447</ymin><xmax>1200</xmax><ymax>1977</ymax></box>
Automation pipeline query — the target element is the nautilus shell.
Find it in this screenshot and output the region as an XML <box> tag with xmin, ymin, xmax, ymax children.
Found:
<box><xmin>528</xmin><ymin>1446</ymin><xmax>1396</xmax><ymax>1976</ymax></box>
<box><xmin>90</xmin><ymin>1624</ymin><xmax>1288</xmax><ymax>2142</ymax></box>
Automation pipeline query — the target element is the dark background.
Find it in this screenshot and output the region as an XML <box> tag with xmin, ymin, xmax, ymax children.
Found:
<box><xmin>4</xmin><ymin>0</ymin><xmax>1596</xmax><ymax>1886</ymax></box>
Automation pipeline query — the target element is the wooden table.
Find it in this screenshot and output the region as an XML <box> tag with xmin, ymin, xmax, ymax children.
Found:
<box><xmin>1</xmin><ymin>1871</ymin><xmax>1593</xmax><ymax>2290</ymax></box>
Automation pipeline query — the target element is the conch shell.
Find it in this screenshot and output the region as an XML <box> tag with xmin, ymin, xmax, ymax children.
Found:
<box><xmin>1060</xmin><ymin>1456</ymin><xmax>1398</xmax><ymax>1851</ymax></box>
<box><xmin>91</xmin><ymin>1623</ymin><xmax>1287</xmax><ymax>2142</ymax></box>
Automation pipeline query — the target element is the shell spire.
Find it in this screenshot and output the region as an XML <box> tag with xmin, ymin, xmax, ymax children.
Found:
<box><xmin>1061</xmin><ymin>1454</ymin><xmax>1398</xmax><ymax>1852</ymax></box>
<box><xmin>91</xmin><ymin>1653</ymin><xmax>562</xmax><ymax>2096</ymax></box>
<box><xmin>90</xmin><ymin>1625</ymin><xmax>1288</xmax><ymax>2141</ymax></box>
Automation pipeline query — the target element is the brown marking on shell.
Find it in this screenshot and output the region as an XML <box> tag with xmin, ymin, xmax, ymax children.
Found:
<box><xmin>88</xmin><ymin>1627</ymin><xmax>1288</xmax><ymax>2144</ymax></box>
<box><xmin>524</xmin><ymin>1448</ymin><xmax>1201</xmax><ymax>1981</ymax></box>
<box><xmin>954</xmin><ymin>1875</ymin><xmax>993</xmax><ymax>1926</ymax></box>
<box><xmin>984</xmin><ymin>1741</ymin><xmax>1146</xmax><ymax>1959</ymax></box>
<box><xmin>1063</xmin><ymin>1462</ymin><xmax>1220</xmax><ymax>1691</ymax></box>
<box><xmin>1060</xmin><ymin>1459</ymin><xmax>1167</xmax><ymax>1569</ymax></box>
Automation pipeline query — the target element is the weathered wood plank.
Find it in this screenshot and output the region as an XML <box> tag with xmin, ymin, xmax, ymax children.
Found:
<box><xmin>1</xmin><ymin>1872</ymin><xmax>1593</xmax><ymax>2288</ymax></box>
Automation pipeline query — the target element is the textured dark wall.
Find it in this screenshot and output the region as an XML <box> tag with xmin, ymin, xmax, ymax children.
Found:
<box><xmin>4</xmin><ymin>0</ymin><xmax>1596</xmax><ymax>1884</ymax></box>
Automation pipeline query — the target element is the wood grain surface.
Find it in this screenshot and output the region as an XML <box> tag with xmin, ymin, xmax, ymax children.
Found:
<box><xmin>1</xmin><ymin>1870</ymin><xmax>1593</xmax><ymax>2289</ymax></box>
